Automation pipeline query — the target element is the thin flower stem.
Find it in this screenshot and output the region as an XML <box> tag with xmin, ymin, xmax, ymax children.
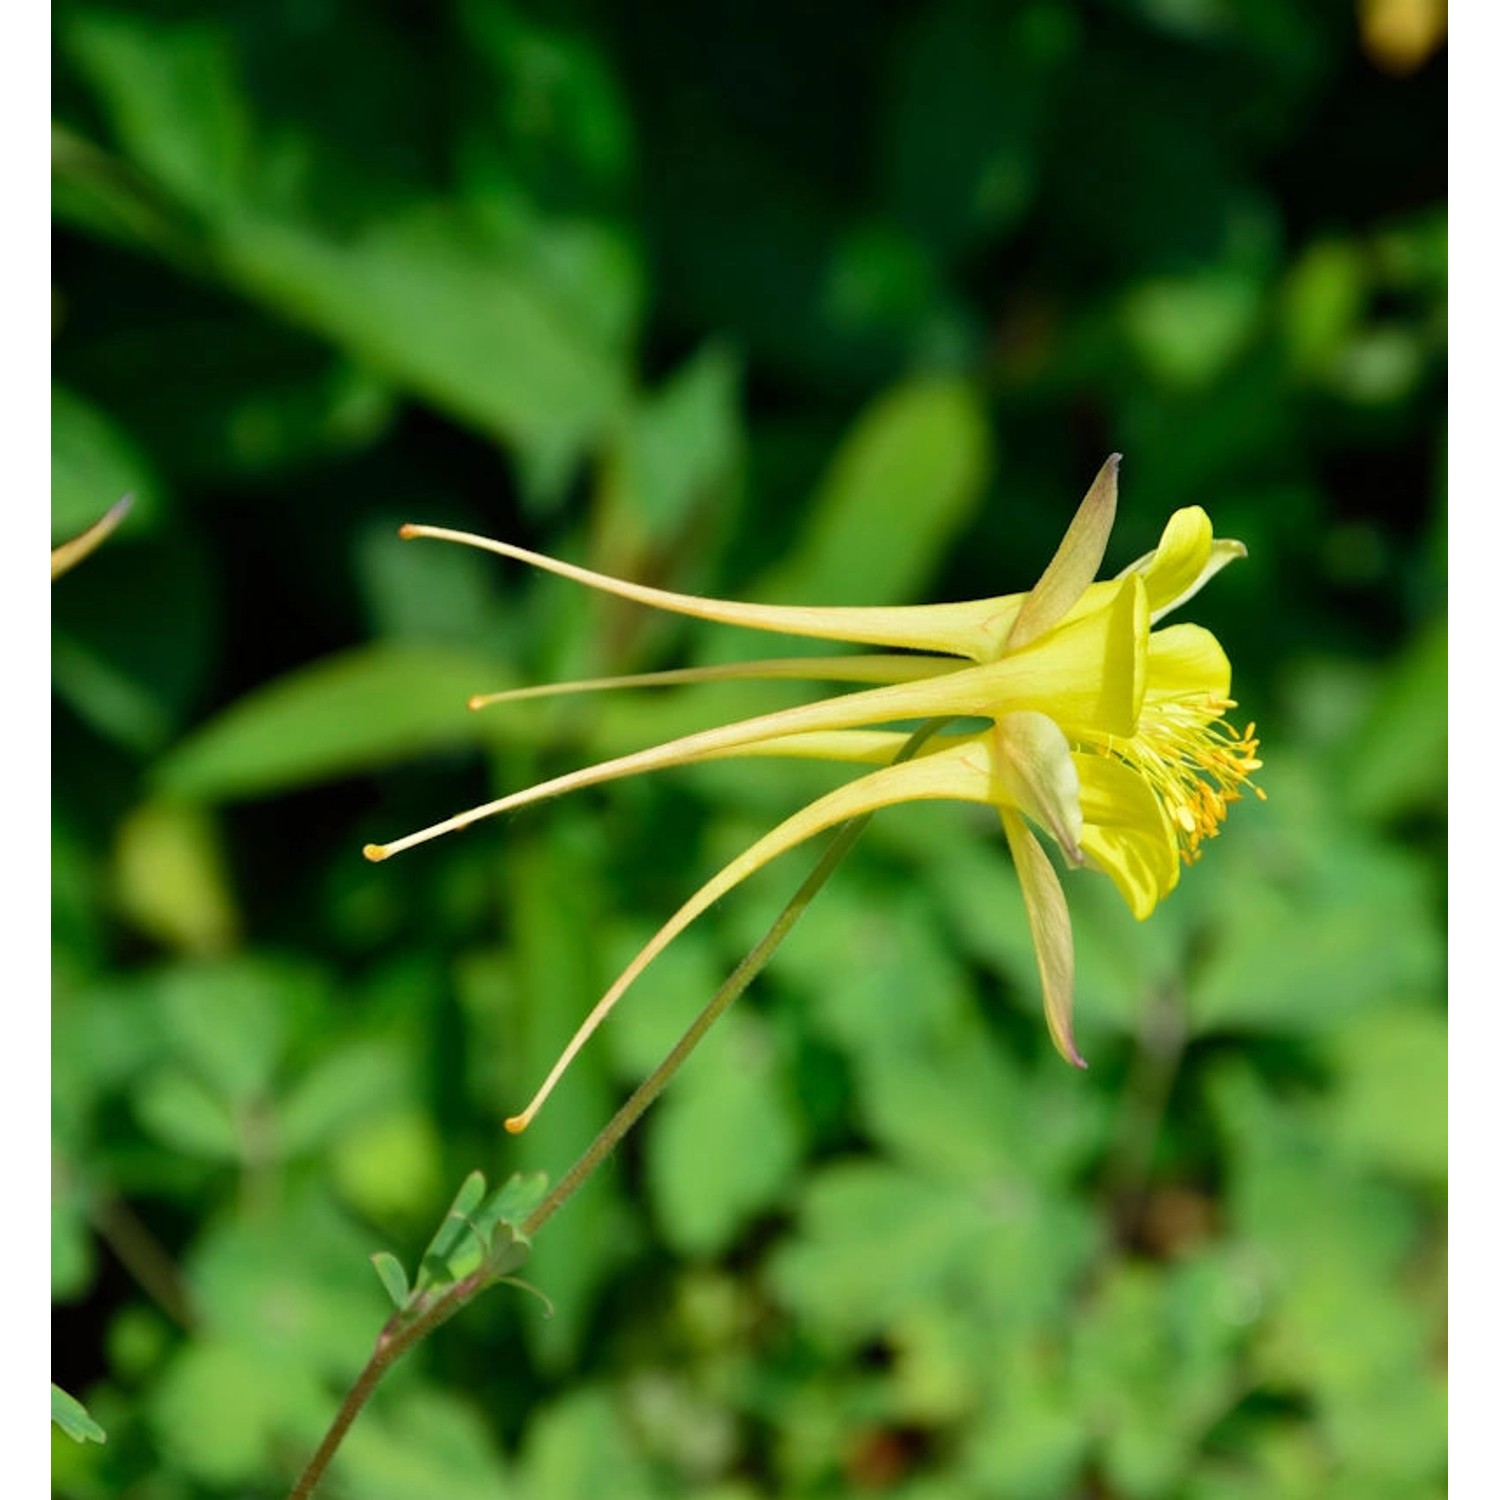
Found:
<box><xmin>286</xmin><ymin>719</ymin><xmax>950</xmax><ymax>1499</ymax></box>
<box><xmin>287</xmin><ymin>1266</ymin><xmax>490</xmax><ymax>1500</ymax></box>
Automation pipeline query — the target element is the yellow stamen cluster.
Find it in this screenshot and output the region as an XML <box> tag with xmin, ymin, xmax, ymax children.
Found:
<box><xmin>1101</xmin><ymin>700</ymin><xmax>1264</xmax><ymax>863</ymax></box>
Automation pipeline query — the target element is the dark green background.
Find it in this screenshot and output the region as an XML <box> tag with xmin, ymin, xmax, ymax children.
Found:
<box><xmin>53</xmin><ymin>2</ymin><xmax>1446</xmax><ymax>1496</ymax></box>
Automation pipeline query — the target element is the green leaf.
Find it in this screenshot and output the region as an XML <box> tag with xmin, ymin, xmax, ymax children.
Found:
<box><xmin>113</xmin><ymin>801</ymin><xmax>239</xmax><ymax>956</ymax></box>
<box><xmin>505</xmin><ymin>828</ymin><xmax>630</xmax><ymax>1368</ymax></box>
<box><xmin>219</xmin><ymin>209</ymin><xmax>629</xmax><ymax>481</ymax></box>
<box><xmin>769</xmin><ymin>1164</ymin><xmax>976</xmax><ymax>1346</ymax></box>
<box><xmin>62</xmin><ymin>12</ymin><xmax>251</xmax><ymax>215</ymax></box>
<box><xmin>1205</xmin><ymin>1062</ymin><xmax>1441</xmax><ymax>1479</ymax></box>
<box><xmin>278</xmin><ymin>1043</ymin><xmax>405</xmax><ymax>1157</ymax></box>
<box><xmin>1342</xmin><ymin>617</ymin><xmax>1446</xmax><ymax>821</ymax></box>
<box><xmin>1281</xmin><ymin>238</ymin><xmax>1367</xmax><ymax>377</ymax></box>
<box><xmin>52</xmin><ymin>528</ymin><xmax>217</xmax><ymax>753</ymax></box>
<box><xmin>884</xmin><ymin>0</ymin><xmax>1073</xmax><ymax>255</ymax></box>
<box><xmin>518</xmin><ymin>1389</ymin><xmax>660</xmax><ymax>1500</ymax></box>
<box><xmin>483</xmin><ymin>1224</ymin><xmax>531</xmax><ymax>1282</ymax></box>
<box><xmin>53</xmin><ymin>972</ymin><xmax>171</xmax><ymax>1119</ymax></box>
<box><xmin>371</xmin><ymin>1251</ymin><xmax>411</xmax><ymax>1311</ymax></box>
<box><xmin>51</xmin><ymin>632</ymin><xmax>176</xmax><ymax>753</ymax></box>
<box><xmin>414</xmin><ymin>1171</ymin><xmax>489</xmax><ymax>1293</ymax></box>
<box><xmin>600</xmin><ymin>923</ymin><xmax>725</xmax><ymax>1081</ymax></box>
<box><xmin>1123</xmin><ymin>269</ymin><xmax>1264</xmax><ymax>389</ymax></box>
<box><xmin>51</xmin><ymin>384</ymin><xmax>162</xmax><ymax>543</ymax></box>
<box><xmin>148</xmin><ymin>1339</ymin><xmax>323</xmax><ymax>1486</ymax></box>
<box><xmin>647</xmin><ymin>1011</ymin><xmax>803</xmax><ymax>1258</ymax></box>
<box><xmin>603</xmin><ymin>342</ymin><xmax>743</xmax><ymax>537</ymax></box>
<box><xmin>334</xmin><ymin>1389</ymin><xmax>512</xmax><ymax>1500</ymax></box>
<box><xmin>155</xmin><ymin>643</ymin><xmax>512</xmax><ymax>801</ymax></box>
<box><xmin>330</xmin><ymin>1109</ymin><xmax>446</xmax><ymax>1225</ymax></box>
<box><xmin>79</xmin><ymin>316</ymin><xmax>395</xmax><ymax>485</ymax></box>
<box><xmin>750</xmin><ymin>376</ymin><xmax>992</xmax><ymax>608</ymax></box>
<box><xmin>1068</xmin><ymin>1259</ymin><xmax>1246</xmax><ymax>1496</ymax></box>
<box><xmin>355</xmin><ymin>520</ymin><xmax>506</xmax><ymax>646</ymax></box>
<box><xmin>395</xmin><ymin>1167</ymin><xmax>538</xmax><ymax>1299</ymax></box>
<box><xmin>152</xmin><ymin>959</ymin><xmax>291</xmax><ymax>1105</ymax></box>
<box><xmin>1189</xmin><ymin>759</ymin><xmax>1443</xmax><ymax>1036</ymax></box>
<box><xmin>187</xmin><ymin>1191</ymin><xmax>389</xmax><ymax>1375</ymax></box>
<box><xmin>474</xmin><ymin>1171</ymin><xmax>550</xmax><ymax>1240</ymax></box>
<box><xmin>965</xmin><ymin>1345</ymin><xmax>1087</xmax><ymax>1500</ymax></box>
<box><xmin>51</xmin><ymin>1175</ymin><xmax>96</xmax><ymax>1302</ymax></box>
<box><xmin>52</xmin><ymin>1383</ymin><xmax>107</xmax><ymax>1445</ymax></box>
<box><xmin>1318</xmin><ymin>1006</ymin><xmax>1447</xmax><ymax>1183</ymax></box>
<box><xmin>133</xmin><ymin>1068</ymin><xmax>241</xmax><ymax>1160</ymax></box>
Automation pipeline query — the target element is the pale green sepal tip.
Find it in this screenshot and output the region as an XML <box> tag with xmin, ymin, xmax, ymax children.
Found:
<box><xmin>1007</xmin><ymin>454</ymin><xmax>1120</xmax><ymax>653</ymax></box>
<box><xmin>990</xmin><ymin>711</ymin><xmax>1084</xmax><ymax>864</ymax></box>
<box><xmin>1000</xmin><ymin>808</ymin><xmax>1086</xmax><ymax>1069</ymax></box>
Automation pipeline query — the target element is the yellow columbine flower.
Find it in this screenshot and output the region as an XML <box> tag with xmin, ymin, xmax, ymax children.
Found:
<box><xmin>365</xmin><ymin>457</ymin><xmax>1261</xmax><ymax>1129</ymax></box>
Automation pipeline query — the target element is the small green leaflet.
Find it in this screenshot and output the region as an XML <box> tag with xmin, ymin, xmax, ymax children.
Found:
<box><xmin>52</xmin><ymin>1384</ymin><xmax>106</xmax><ymax>1444</ymax></box>
<box><xmin>372</xmin><ymin>1170</ymin><xmax>551</xmax><ymax>1313</ymax></box>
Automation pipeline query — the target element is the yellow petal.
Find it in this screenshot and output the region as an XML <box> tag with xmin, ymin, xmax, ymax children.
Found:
<box><xmin>366</xmin><ymin>584</ymin><xmax>1158</xmax><ymax>864</ymax></box>
<box><xmin>706</xmin><ymin>729</ymin><xmax>944</xmax><ymax>765</ymax></box>
<box><xmin>365</xmin><ymin>658</ymin><xmax>1018</xmax><ymax>860</ymax></box>
<box><xmin>1006</xmin><ymin>455</ymin><xmax>1119</xmax><ymax>653</ymax></box>
<box><xmin>992</xmin><ymin>574</ymin><xmax>1148</xmax><ymax>740</ymax></box>
<box><xmin>1000</xmin><ymin>808</ymin><xmax>1085</xmax><ymax>1068</ymax></box>
<box><xmin>1117</xmin><ymin>507</ymin><xmax>1247</xmax><ymax>622</ymax></box>
<box><xmin>466</xmin><ymin>654</ymin><xmax>961</xmax><ymax>711</ymax></box>
<box><xmin>400</xmin><ymin>523</ymin><xmax>1018</xmax><ymax>662</ymax></box>
<box><xmin>1146</xmin><ymin>623</ymin><xmax>1232</xmax><ymax>702</ymax></box>
<box><xmin>1074</xmin><ymin>754</ymin><xmax>1179</xmax><ymax>919</ymax></box>
<box><xmin>504</xmin><ymin>740</ymin><xmax>1003</xmax><ymax>1131</ymax></box>
<box><xmin>990</xmin><ymin>712</ymin><xmax>1083</xmax><ymax>863</ymax></box>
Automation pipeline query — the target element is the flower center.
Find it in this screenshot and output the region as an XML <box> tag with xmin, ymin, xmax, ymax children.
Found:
<box><xmin>1103</xmin><ymin>698</ymin><xmax>1264</xmax><ymax>862</ymax></box>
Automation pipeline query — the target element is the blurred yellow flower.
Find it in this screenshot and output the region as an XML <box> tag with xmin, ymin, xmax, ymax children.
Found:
<box><xmin>1358</xmin><ymin>0</ymin><xmax>1447</xmax><ymax>75</ymax></box>
<box><xmin>366</xmin><ymin>457</ymin><xmax>1261</xmax><ymax>1128</ymax></box>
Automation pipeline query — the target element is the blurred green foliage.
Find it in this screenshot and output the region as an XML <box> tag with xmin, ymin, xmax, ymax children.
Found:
<box><xmin>52</xmin><ymin>1</ymin><xmax>1444</xmax><ymax>1495</ymax></box>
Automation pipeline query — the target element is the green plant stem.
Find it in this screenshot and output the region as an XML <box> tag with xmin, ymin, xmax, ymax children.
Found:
<box><xmin>287</xmin><ymin>719</ymin><xmax>950</xmax><ymax>1499</ymax></box>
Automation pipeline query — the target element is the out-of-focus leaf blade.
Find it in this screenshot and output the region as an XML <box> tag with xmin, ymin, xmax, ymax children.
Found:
<box><xmin>156</xmin><ymin>644</ymin><xmax>515</xmax><ymax>801</ymax></box>
<box><xmin>750</xmin><ymin>376</ymin><xmax>992</xmax><ymax>610</ymax></box>
<box><xmin>220</xmin><ymin>211</ymin><xmax>629</xmax><ymax>481</ymax></box>
<box><xmin>52</xmin><ymin>1384</ymin><xmax>107</xmax><ymax>1445</ymax></box>
<box><xmin>1342</xmin><ymin>617</ymin><xmax>1446</xmax><ymax>821</ymax></box>
<box><xmin>371</xmin><ymin>1252</ymin><xmax>411</xmax><ymax>1311</ymax></box>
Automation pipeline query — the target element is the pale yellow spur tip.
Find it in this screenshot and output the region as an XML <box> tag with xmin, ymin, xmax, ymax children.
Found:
<box><xmin>466</xmin><ymin>695</ymin><xmax>487</xmax><ymax>712</ymax></box>
<box><xmin>362</xmin><ymin>843</ymin><xmax>390</xmax><ymax>862</ymax></box>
